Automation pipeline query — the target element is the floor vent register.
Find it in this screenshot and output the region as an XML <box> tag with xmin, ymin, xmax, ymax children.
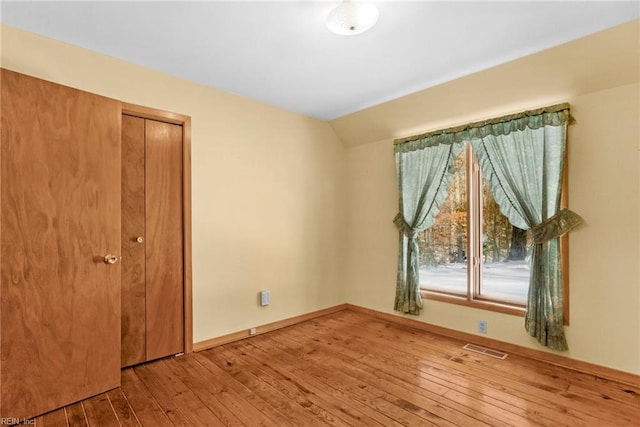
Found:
<box><xmin>463</xmin><ymin>343</ymin><xmax>508</xmax><ymax>359</ymax></box>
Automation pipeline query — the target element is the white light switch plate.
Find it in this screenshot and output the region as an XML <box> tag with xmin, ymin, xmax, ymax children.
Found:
<box><xmin>260</xmin><ymin>290</ymin><xmax>270</xmax><ymax>306</ymax></box>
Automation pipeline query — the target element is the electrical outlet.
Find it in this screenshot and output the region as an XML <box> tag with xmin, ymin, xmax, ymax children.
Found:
<box><xmin>478</xmin><ymin>319</ymin><xmax>487</xmax><ymax>334</ymax></box>
<box><xmin>260</xmin><ymin>290</ymin><xmax>270</xmax><ymax>306</ymax></box>
<box><xmin>249</xmin><ymin>327</ymin><xmax>257</xmax><ymax>335</ymax></box>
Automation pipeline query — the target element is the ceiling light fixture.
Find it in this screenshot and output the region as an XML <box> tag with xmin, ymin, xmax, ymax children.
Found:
<box><xmin>326</xmin><ymin>1</ymin><xmax>379</xmax><ymax>36</ymax></box>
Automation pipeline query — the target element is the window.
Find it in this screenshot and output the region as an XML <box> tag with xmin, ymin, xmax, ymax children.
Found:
<box><xmin>418</xmin><ymin>143</ymin><xmax>567</xmax><ymax>317</ymax></box>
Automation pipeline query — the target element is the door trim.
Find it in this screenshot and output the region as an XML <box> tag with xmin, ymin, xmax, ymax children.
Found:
<box><xmin>122</xmin><ymin>102</ymin><xmax>193</xmax><ymax>354</ymax></box>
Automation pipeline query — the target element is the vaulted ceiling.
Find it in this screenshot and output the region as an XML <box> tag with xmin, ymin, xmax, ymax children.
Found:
<box><xmin>2</xmin><ymin>1</ymin><xmax>638</xmax><ymax>120</ymax></box>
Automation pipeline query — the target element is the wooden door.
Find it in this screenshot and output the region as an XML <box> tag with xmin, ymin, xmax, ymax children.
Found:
<box><xmin>121</xmin><ymin>115</ymin><xmax>183</xmax><ymax>366</ymax></box>
<box><xmin>121</xmin><ymin>116</ymin><xmax>147</xmax><ymax>367</ymax></box>
<box><xmin>0</xmin><ymin>70</ymin><xmax>122</xmax><ymax>419</ymax></box>
<box><xmin>145</xmin><ymin>119</ymin><xmax>184</xmax><ymax>360</ymax></box>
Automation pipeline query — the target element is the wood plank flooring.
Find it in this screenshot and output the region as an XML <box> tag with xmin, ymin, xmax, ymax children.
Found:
<box><xmin>32</xmin><ymin>310</ymin><xmax>639</xmax><ymax>426</ymax></box>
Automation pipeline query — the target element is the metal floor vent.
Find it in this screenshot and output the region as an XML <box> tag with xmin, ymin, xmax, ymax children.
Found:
<box><xmin>463</xmin><ymin>343</ymin><xmax>508</xmax><ymax>360</ymax></box>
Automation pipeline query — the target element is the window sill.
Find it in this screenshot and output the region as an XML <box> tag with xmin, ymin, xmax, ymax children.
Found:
<box><xmin>420</xmin><ymin>289</ymin><xmax>526</xmax><ymax>317</ymax></box>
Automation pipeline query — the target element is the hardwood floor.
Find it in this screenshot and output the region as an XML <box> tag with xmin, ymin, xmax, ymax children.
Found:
<box><xmin>32</xmin><ymin>310</ymin><xmax>639</xmax><ymax>426</ymax></box>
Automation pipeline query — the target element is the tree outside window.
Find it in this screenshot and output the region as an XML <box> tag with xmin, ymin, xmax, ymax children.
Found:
<box><xmin>419</xmin><ymin>143</ymin><xmax>531</xmax><ymax>306</ymax></box>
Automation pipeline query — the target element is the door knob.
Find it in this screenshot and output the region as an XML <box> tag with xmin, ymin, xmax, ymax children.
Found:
<box><xmin>135</xmin><ymin>236</ymin><xmax>144</xmax><ymax>243</ymax></box>
<box><xmin>104</xmin><ymin>254</ymin><xmax>119</xmax><ymax>265</ymax></box>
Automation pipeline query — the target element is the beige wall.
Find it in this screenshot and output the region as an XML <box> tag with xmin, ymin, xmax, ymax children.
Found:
<box><xmin>336</xmin><ymin>21</ymin><xmax>640</xmax><ymax>374</ymax></box>
<box><xmin>1</xmin><ymin>24</ymin><xmax>348</xmax><ymax>343</ymax></box>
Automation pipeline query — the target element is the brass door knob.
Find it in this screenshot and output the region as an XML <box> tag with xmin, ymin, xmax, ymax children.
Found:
<box><xmin>104</xmin><ymin>254</ymin><xmax>119</xmax><ymax>265</ymax></box>
<box><xmin>135</xmin><ymin>236</ymin><xmax>144</xmax><ymax>243</ymax></box>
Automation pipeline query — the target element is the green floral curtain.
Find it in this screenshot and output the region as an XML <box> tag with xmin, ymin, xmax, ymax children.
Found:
<box><xmin>394</xmin><ymin>103</ymin><xmax>583</xmax><ymax>350</ymax></box>
<box><xmin>393</xmin><ymin>137</ymin><xmax>464</xmax><ymax>314</ymax></box>
<box><xmin>471</xmin><ymin>122</ymin><xmax>582</xmax><ymax>350</ymax></box>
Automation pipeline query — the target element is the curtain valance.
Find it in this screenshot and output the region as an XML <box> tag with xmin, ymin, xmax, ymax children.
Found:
<box><xmin>394</xmin><ymin>103</ymin><xmax>574</xmax><ymax>153</ymax></box>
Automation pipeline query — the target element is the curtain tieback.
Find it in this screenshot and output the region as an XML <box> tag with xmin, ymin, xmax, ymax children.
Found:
<box><xmin>531</xmin><ymin>209</ymin><xmax>584</xmax><ymax>244</ymax></box>
<box><xmin>393</xmin><ymin>213</ymin><xmax>418</xmax><ymax>238</ymax></box>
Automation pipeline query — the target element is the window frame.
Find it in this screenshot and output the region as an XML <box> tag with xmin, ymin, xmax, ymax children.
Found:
<box><xmin>420</xmin><ymin>143</ymin><xmax>570</xmax><ymax>325</ymax></box>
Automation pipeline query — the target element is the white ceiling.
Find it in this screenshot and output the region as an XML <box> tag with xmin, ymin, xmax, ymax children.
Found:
<box><xmin>2</xmin><ymin>1</ymin><xmax>638</xmax><ymax>120</ymax></box>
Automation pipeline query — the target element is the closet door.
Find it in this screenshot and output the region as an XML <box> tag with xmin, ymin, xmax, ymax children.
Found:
<box><xmin>145</xmin><ymin>119</ymin><xmax>184</xmax><ymax>360</ymax></box>
<box><xmin>121</xmin><ymin>116</ymin><xmax>147</xmax><ymax>366</ymax></box>
<box><xmin>121</xmin><ymin>115</ymin><xmax>183</xmax><ymax>366</ymax></box>
<box><xmin>0</xmin><ymin>70</ymin><xmax>122</xmax><ymax>419</ymax></box>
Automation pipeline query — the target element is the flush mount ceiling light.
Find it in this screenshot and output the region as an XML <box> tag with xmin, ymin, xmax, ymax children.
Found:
<box><xmin>326</xmin><ymin>2</ymin><xmax>379</xmax><ymax>36</ymax></box>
